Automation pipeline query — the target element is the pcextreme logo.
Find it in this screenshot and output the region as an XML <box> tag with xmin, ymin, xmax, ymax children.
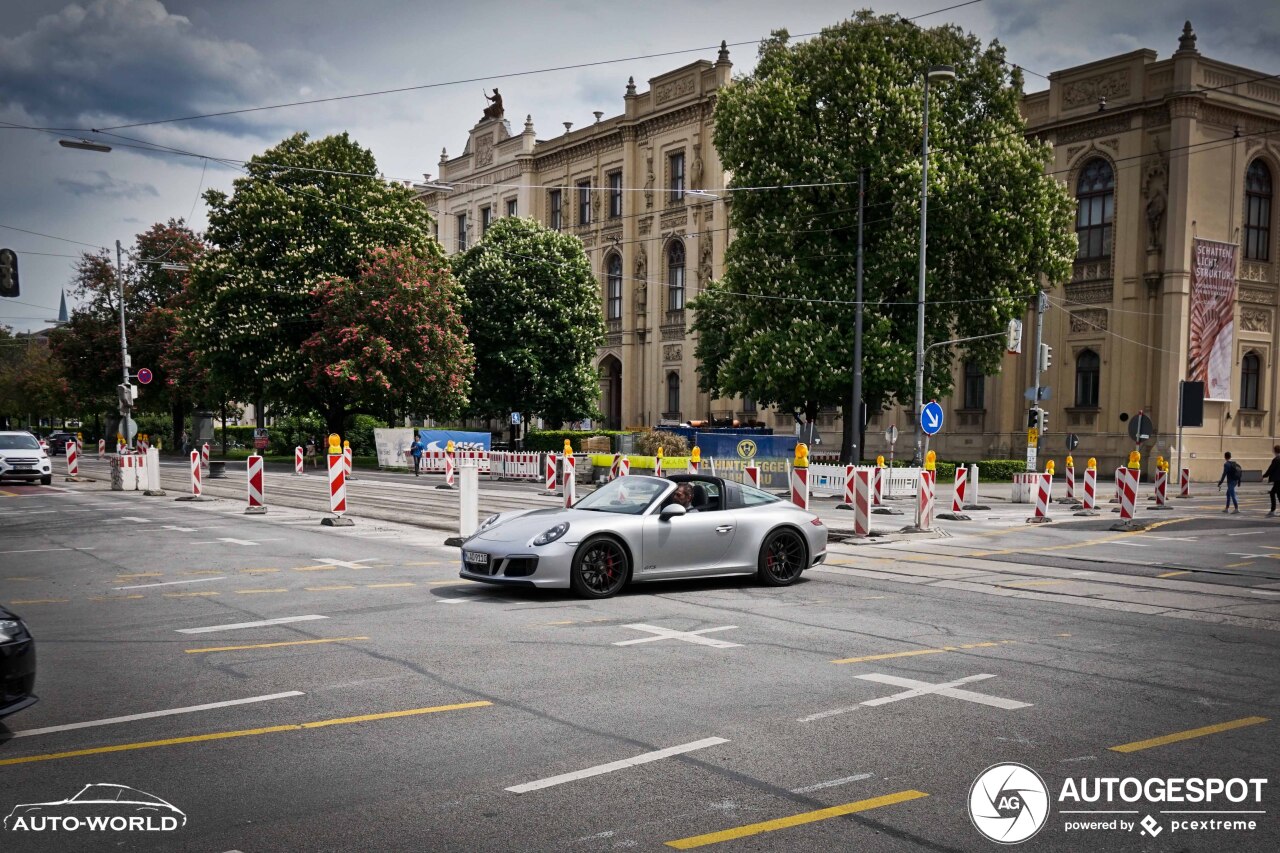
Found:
<box><xmin>4</xmin><ymin>783</ymin><xmax>186</xmax><ymax>833</ymax></box>
<box><xmin>735</xmin><ymin>439</ymin><xmax>757</xmax><ymax>459</ymax></box>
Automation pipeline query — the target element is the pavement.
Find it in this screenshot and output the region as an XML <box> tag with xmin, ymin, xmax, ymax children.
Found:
<box><xmin>0</xmin><ymin>469</ymin><xmax>1276</xmax><ymax>852</ymax></box>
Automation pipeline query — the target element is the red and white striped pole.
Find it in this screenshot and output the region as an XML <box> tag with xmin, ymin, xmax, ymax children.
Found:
<box><xmin>1064</xmin><ymin>458</ymin><xmax>1076</xmax><ymax>502</ymax></box>
<box><xmin>852</xmin><ymin>468</ymin><xmax>872</xmax><ymax>537</ymax></box>
<box><xmin>838</xmin><ymin>464</ymin><xmax>855</xmax><ymax>510</ymax></box>
<box><xmin>790</xmin><ymin>444</ymin><xmax>810</xmax><ymax>511</ymax></box>
<box><xmin>245</xmin><ymin>454</ymin><xmax>267</xmax><ymax>514</ymax></box>
<box><xmin>1179</xmin><ymin>467</ymin><xmax>1191</xmax><ymax>498</ymax></box>
<box><xmin>564</xmin><ymin>454</ymin><xmax>577</xmax><ymax>508</ymax></box>
<box><xmin>952</xmin><ymin>465</ymin><xmax>968</xmax><ymax>514</ymax></box>
<box><xmin>294</xmin><ymin>446</ymin><xmax>305</xmax><ymax>476</ymax></box>
<box><xmin>1117</xmin><ymin>467</ymin><xmax>1137</xmax><ymax>522</ymax></box>
<box><xmin>65</xmin><ymin>441</ymin><xmax>79</xmax><ymax>478</ymax></box>
<box><xmin>328</xmin><ymin>448</ymin><xmax>347</xmax><ymax>518</ymax></box>
<box><xmin>654</xmin><ymin>450</ymin><xmax>664</xmax><ymax>479</ymax></box>
<box><xmin>915</xmin><ymin>469</ymin><xmax>936</xmax><ymax>530</ymax></box>
<box><xmin>343</xmin><ymin>442</ymin><xmax>354</xmax><ymax>480</ymax></box>
<box><xmin>543</xmin><ymin>452</ymin><xmax>558</xmax><ymax>495</ymax></box>
<box><xmin>745</xmin><ymin>464</ymin><xmax>759</xmax><ymax>488</ymax></box>
<box><xmin>610</xmin><ymin>453</ymin><xmax>621</xmax><ymax>481</ymax></box>
<box><xmin>1152</xmin><ymin>465</ymin><xmax>1170</xmax><ymax>511</ymax></box>
<box><xmin>1112</xmin><ymin>467</ymin><xmax>1124</xmax><ymax>504</ymax></box>
<box><xmin>1079</xmin><ymin>460</ymin><xmax>1098</xmax><ymax>514</ymax></box>
<box><xmin>189</xmin><ymin>450</ymin><xmax>202</xmax><ymax>497</ymax></box>
<box><xmin>201</xmin><ymin>442</ymin><xmax>210</xmax><ymax>470</ymax></box>
<box><xmin>1028</xmin><ymin>466</ymin><xmax>1053</xmax><ymax>523</ymax></box>
<box><xmin>98</xmin><ymin>438</ymin><xmax>105</xmax><ymax>459</ymax></box>
<box><xmin>444</xmin><ymin>448</ymin><xmax>455</xmax><ymax>487</ymax></box>
<box><xmin>873</xmin><ymin>457</ymin><xmax>885</xmax><ymax>506</ymax></box>
<box><xmin>618</xmin><ymin>456</ymin><xmax>630</xmax><ymax>477</ymax></box>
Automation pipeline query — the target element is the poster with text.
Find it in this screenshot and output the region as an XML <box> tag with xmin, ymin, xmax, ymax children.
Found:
<box><xmin>1188</xmin><ymin>238</ymin><xmax>1237</xmax><ymax>400</ymax></box>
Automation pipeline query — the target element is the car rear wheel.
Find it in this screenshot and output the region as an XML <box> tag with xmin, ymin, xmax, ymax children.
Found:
<box><xmin>757</xmin><ymin>528</ymin><xmax>806</xmax><ymax>586</ymax></box>
<box><xmin>570</xmin><ymin>536</ymin><xmax>629</xmax><ymax>599</ymax></box>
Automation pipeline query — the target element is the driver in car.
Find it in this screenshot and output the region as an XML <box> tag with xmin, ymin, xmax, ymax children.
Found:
<box><xmin>667</xmin><ymin>483</ymin><xmax>698</xmax><ymax>513</ymax></box>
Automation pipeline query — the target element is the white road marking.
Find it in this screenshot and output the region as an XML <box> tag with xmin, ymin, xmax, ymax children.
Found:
<box><xmin>437</xmin><ymin>597</ymin><xmax>475</xmax><ymax>604</ymax></box>
<box><xmin>1226</xmin><ymin>531</ymin><xmax>1266</xmax><ymax>536</ymax></box>
<box><xmin>163</xmin><ymin>525</ymin><xmax>198</xmax><ymax>532</ymax></box>
<box><xmin>176</xmin><ymin>615</ymin><xmax>328</xmax><ymax>634</ymax></box>
<box><xmin>0</xmin><ymin>547</ymin><xmax>93</xmax><ymax>554</ymax></box>
<box><xmin>190</xmin><ymin>537</ymin><xmax>281</xmax><ymax>546</ymax></box>
<box><xmin>505</xmin><ymin>737</ymin><xmax>729</xmax><ymax>794</ymax></box>
<box><xmin>1114</xmin><ymin>542</ymin><xmax>1149</xmax><ymax>547</ymax></box>
<box><xmin>790</xmin><ymin>773</ymin><xmax>874</xmax><ymax>794</ymax></box>
<box><xmin>613</xmin><ymin>623</ymin><xmax>742</xmax><ymax>649</ymax></box>
<box><xmin>120</xmin><ymin>516</ymin><xmax>151</xmax><ymax>523</ymax></box>
<box><xmin>8</xmin><ymin>691</ymin><xmax>305</xmax><ymax>738</ymax></box>
<box><xmin>1228</xmin><ymin>553</ymin><xmax>1269</xmax><ymax>559</ymax></box>
<box><xmin>856</xmin><ymin>673</ymin><xmax>1032</xmax><ymax>710</ymax></box>
<box><xmin>312</xmin><ymin>558</ymin><xmax>376</xmax><ymax>569</ymax></box>
<box><xmin>1147</xmin><ymin>536</ymin><xmax>1198</xmax><ymax>542</ymax></box>
<box><xmin>114</xmin><ymin>576</ymin><xmax>227</xmax><ymax>590</ymax></box>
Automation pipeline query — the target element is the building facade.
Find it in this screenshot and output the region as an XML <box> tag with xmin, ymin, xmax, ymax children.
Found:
<box><xmin>417</xmin><ymin>45</ymin><xmax>738</xmax><ymax>431</ymax></box>
<box><xmin>421</xmin><ymin>26</ymin><xmax>1279</xmax><ymax>477</ymax></box>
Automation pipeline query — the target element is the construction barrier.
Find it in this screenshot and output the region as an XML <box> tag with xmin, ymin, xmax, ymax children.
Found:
<box><xmin>1115</xmin><ymin>467</ymin><xmax>1138</xmax><ymax>523</ymax></box>
<box><xmin>1112</xmin><ymin>467</ymin><xmax>1124</xmax><ymax>503</ymax></box>
<box><xmin>188</xmin><ymin>450</ymin><xmax>202</xmax><ymax>498</ymax></box>
<box><xmin>201</xmin><ymin>443</ymin><xmax>210</xmax><ymax>470</ymax></box>
<box><xmin>1064</xmin><ymin>463</ymin><xmax>1076</xmax><ymax>502</ymax></box>
<box><xmin>489</xmin><ymin>451</ymin><xmax>539</xmax><ymax>481</ymax></box>
<box><xmin>97</xmin><ymin>439</ymin><xmax>105</xmax><ymax>459</ymax></box>
<box><xmin>790</xmin><ymin>466</ymin><xmax>809</xmax><ymax>510</ymax></box>
<box><xmin>328</xmin><ymin>452</ymin><xmax>346</xmax><ymax>516</ymax></box>
<box><xmin>246</xmin><ymin>454</ymin><xmax>266</xmax><ymax>514</ymax></box>
<box><xmin>295</xmin><ymin>446</ymin><xmax>305</xmax><ymax>476</ymax></box>
<box><xmin>438</xmin><ymin>449</ymin><xmax>456</xmax><ymax>490</ymax></box>
<box><xmin>951</xmin><ymin>466</ymin><xmax>968</xmax><ymax>514</ymax></box>
<box><xmin>1082</xmin><ymin>467</ymin><xmax>1097</xmax><ymax>511</ymax></box>
<box><xmin>610</xmin><ymin>453</ymin><xmax>622</xmax><ymax>480</ymax></box>
<box><xmin>852</xmin><ymin>468</ymin><xmax>872</xmax><ymax>537</ymax></box>
<box><xmin>1029</xmin><ymin>473</ymin><xmax>1052</xmax><ymax>523</ymax></box>
<box><xmin>65</xmin><ymin>441</ymin><xmax>78</xmax><ymax>478</ymax></box>
<box><xmin>1011</xmin><ymin>473</ymin><xmax>1039</xmax><ymax>503</ymax></box>
<box><xmin>745</xmin><ymin>465</ymin><xmax>759</xmax><ymax>488</ymax></box>
<box><xmin>1179</xmin><ymin>467</ymin><xmax>1191</xmax><ymax>498</ymax></box>
<box><xmin>563</xmin><ymin>454</ymin><xmax>577</xmax><ymax>508</ymax></box>
<box><xmin>544</xmin><ymin>452</ymin><xmax>558</xmax><ymax>494</ymax></box>
<box><xmin>872</xmin><ymin>466</ymin><xmax>884</xmax><ymax>506</ymax></box>
<box><xmin>838</xmin><ymin>464</ymin><xmax>856</xmax><ymax>509</ymax></box>
<box><xmin>343</xmin><ymin>444</ymin><xmax>354</xmax><ymax>480</ymax></box>
<box><xmin>915</xmin><ymin>470</ymin><xmax>936</xmax><ymax>530</ymax></box>
<box><xmin>1152</xmin><ymin>468</ymin><xmax>1170</xmax><ymax>511</ymax></box>
<box><xmin>121</xmin><ymin>452</ymin><xmax>139</xmax><ymax>491</ymax></box>
<box><xmin>618</xmin><ymin>456</ymin><xmax>630</xmax><ymax>477</ymax></box>
<box><xmin>654</xmin><ymin>453</ymin><xmax>664</xmax><ymax>479</ymax></box>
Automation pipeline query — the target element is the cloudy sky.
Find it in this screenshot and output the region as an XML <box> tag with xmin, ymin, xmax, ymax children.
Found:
<box><xmin>1</xmin><ymin>0</ymin><xmax>1276</xmax><ymax>333</ymax></box>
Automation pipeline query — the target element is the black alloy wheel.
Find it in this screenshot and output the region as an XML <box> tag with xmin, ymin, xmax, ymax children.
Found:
<box><xmin>757</xmin><ymin>528</ymin><xmax>807</xmax><ymax>586</ymax></box>
<box><xmin>571</xmin><ymin>536</ymin><xmax>630</xmax><ymax>599</ymax></box>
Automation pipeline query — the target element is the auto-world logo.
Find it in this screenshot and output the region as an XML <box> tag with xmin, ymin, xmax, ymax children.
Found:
<box><xmin>969</xmin><ymin>763</ymin><xmax>1051</xmax><ymax>844</ymax></box>
<box><xmin>735</xmin><ymin>439</ymin><xmax>757</xmax><ymax>459</ymax></box>
<box><xmin>4</xmin><ymin>784</ymin><xmax>186</xmax><ymax>832</ymax></box>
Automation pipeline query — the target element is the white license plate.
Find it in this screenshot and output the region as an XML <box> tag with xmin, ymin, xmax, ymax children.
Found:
<box><xmin>13</xmin><ymin>465</ymin><xmax>34</xmax><ymax>470</ymax></box>
<box><xmin>463</xmin><ymin>551</ymin><xmax>489</xmax><ymax>566</ymax></box>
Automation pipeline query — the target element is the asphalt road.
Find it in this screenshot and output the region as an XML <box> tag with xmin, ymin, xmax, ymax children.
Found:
<box><xmin>0</xmin><ymin>477</ymin><xmax>1276</xmax><ymax>852</ymax></box>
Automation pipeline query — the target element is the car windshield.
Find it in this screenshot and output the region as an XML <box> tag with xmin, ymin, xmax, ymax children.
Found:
<box><xmin>574</xmin><ymin>476</ymin><xmax>669</xmax><ymax>515</ymax></box>
<box><xmin>0</xmin><ymin>434</ymin><xmax>40</xmax><ymax>450</ymax></box>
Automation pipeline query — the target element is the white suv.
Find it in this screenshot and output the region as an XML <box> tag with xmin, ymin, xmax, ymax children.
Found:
<box><xmin>0</xmin><ymin>432</ymin><xmax>53</xmax><ymax>485</ymax></box>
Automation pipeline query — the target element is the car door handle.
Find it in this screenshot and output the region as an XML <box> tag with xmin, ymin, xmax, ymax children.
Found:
<box><xmin>715</xmin><ymin>525</ymin><xmax>734</xmax><ymax>533</ymax></box>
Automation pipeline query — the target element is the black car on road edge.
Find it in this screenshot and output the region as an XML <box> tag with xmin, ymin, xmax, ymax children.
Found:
<box><xmin>0</xmin><ymin>604</ymin><xmax>37</xmax><ymax>719</ymax></box>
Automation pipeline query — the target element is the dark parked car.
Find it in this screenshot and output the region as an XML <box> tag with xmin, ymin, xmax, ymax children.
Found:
<box><xmin>44</xmin><ymin>432</ymin><xmax>77</xmax><ymax>456</ymax></box>
<box><xmin>0</xmin><ymin>604</ymin><xmax>37</xmax><ymax>718</ymax></box>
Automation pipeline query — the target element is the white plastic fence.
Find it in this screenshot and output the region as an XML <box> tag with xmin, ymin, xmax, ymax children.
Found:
<box><xmin>489</xmin><ymin>451</ymin><xmax>542</xmax><ymax>480</ymax></box>
<box><xmin>1011</xmin><ymin>472</ymin><xmax>1039</xmax><ymax>503</ymax></box>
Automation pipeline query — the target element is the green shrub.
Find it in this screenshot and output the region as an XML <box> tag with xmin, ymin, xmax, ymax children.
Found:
<box><xmin>525</xmin><ymin>429</ymin><xmax>627</xmax><ymax>452</ymax></box>
<box><xmin>633</xmin><ymin>429</ymin><xmax>689</xmax><ymax>457</ymax></box>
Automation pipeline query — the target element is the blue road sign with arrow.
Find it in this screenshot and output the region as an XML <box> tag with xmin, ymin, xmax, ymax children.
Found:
<box><xmin>920</xmin><ymin>400</ymin><xmax>944</xmax><ymax>436</ymax></box>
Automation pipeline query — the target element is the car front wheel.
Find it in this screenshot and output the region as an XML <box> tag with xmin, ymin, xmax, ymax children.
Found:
<box><xmin>757</xmin><ymin>528</ymin><xmax>807</xmax><ymax>586</ymax></box>
<box><xmin>570</xmin><ymin>536</ymin><xmax>630</xmax><ymax>599</ymax></box>
<box><xmin>40</xmin><ymin>475</ymin><xmax>52</xmax><ymax>486</ymax></box>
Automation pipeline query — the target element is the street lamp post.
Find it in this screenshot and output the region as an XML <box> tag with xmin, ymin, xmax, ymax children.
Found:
<box><xmin>912</xmin><ymin>65</ymin><xmax>956</xmax><ymax>465</ymax></box>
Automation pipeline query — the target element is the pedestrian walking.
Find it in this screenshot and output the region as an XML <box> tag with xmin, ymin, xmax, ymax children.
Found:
<box><xmin>1264</xmin><ymin>444</ymin><xmax>1280</xmax><ymax>518</ymax></box>
<box><xmin>305</xmin><ymin>436</ymin><xmax>318</xmax><ymax>469</ymax></box>
<box><xmin>180</xmin><ymin>430</ymin><xmax>190</xmax><ymax>457</ymax></box>
<box><xmin>1217</xmin><ymin>451</ymin><xmax>1242</xmax><ymax>513</ymax></box>
<box><xmin>409</xmin><ymin>434</ymin><xmax>425</xmax><ymax>477</ymax></box>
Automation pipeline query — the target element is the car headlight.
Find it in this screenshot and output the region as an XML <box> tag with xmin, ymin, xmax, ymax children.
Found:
<box><xmin>0</xmin><ymin>619</ymin><xmax>26</xmax><ymax>642</ymax></box>
<box><xmin>477</xmin><ymin>513</ymin><xmax>502</xmax><ymax>532</ymax></box>
<box><xmin>532</xmin><ymin>522</ymin><xmax>570</xmax><ymax>546</ymax></box>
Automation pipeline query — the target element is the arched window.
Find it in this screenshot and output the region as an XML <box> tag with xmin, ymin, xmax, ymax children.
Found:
<box><xmin>962</xmin><ymin>361</ymin><xmax>985</xmax><ymax>410</ymax></box>
<box><xmin>1245</xmin><ymin>160</ymin><xmax>1272</xmax><ymax>261</ymax></box>
<box><xmin>666</xmin><ymin>372</ymin><xmax>681</xmax><ymax>416</ymax></box>
<box><xmin>605</xmin><ymin>253</ymin><xmax>623</xmax><ymax>321</ymax></box>
<box><xmin>667</xmin><ymin>240</ymin><xmax>686</xmax><ymax>311</ymax></box>
<box><xmin>1241</xmin><ymin>351</ymin><xmax>1262</xmax><ymax>410</ymax></box>
<box><xmin>1075</xmin><ymin>159</ymin><xmax>1115</xmax><ymax>260</ymax></box>
<box><xmin>1074</xmin><ymin>349</ymin><xmax>1100</xmax><ymax>408</ymax></box>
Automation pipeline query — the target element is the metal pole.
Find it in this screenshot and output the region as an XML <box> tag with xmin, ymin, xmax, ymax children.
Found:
<box><xmin>1031</xmin><ymin>290</ymin><xmax>1046</xmax><ymax>463</ymax></box>
<box><xmin>1176</xmin><ymin>379</ymin><xmax>1185</xmax><ymax>482</ymax></box>
<box><xmin>913</xmin><ymin>76</ymin><xmax>932</xmax><ymax>466</ymax></box>
<box><xmin>117</xmin><ymin>239</ymin><xmax>132</xmax><ymax>448</ymax></box>
<box><xmin>851</xmin><ymin>166</ymin><xmax>866</xmax><ymax>463</ymax></box>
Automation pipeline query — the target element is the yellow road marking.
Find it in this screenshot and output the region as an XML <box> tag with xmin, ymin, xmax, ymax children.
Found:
<box><xmin>429</xmin><ymin>580</ymin><xmax>471</xmax><ymax>586</ymax></box>
<box><xmin>0</xmin><ymin>701</ymin><xmax>492</xmax><ymax>767</ymax></box>
<box><xmin>9</xmin><ymin>599</ymin><xmax>68</xmax><ymax>605</ymax></box>
<box><xmin>366</xmin><ymin>582</ymin><xmax>415</xmax><ymax>589</ymax></box>
<box><xmin>293</xmin><ymin>565</ymin><xmax>335</xmax><ymax>571</ymax></box>
<box><xmin>1157</xmin><ymin>570</ymin><xmax>1191</xmax><ymax>578</ymax></box>
<box><xmin>1057</xmin><ymin>633</ymin><xmax>1072</xmax><ymax>637</ymax></box>
<box><xmin>404</xmin><ymin>561</ymin><xmax>443</xmax><ymax>567</ymax></box>
<box><xmin>305</xmin><ymin>585</ymin><xmax>355</xmax><ymax>591</ymax></box>
<box><xmin>0</xmin><ymin>488</ymin><xmax>18</xmax><ymax>497</ymax></box>
<box><xmin>6</xmin><ymin>577</ymin><xmax>34</xmax><ymax>581</ymax></box>
<box><xmin>183</xmin><ymin>570</ymin><xmax>225</xmax><ymax>576</ymax></box>
<box><xmin>1004</xmin><ymin>579</ymin><xmax>1064</xmax><ymax>587</ymax></box>
<box><xmin>185</xmin><ymin>636</ymin><xmax>370</xmax><ymax>654</ymax></box>
<box><xmin>116</xmin><ymin>573</ymin><xmax>163</xmax><ymax>579</ymax></box>
<box><xmin>164</xmin><ymin>591</ymin><xmax>219</xmax><ymax>598</ymax></box>
<box><xmin>1109</xmin><ymin>716</ymin><xmax>1269</xmax><ymax>753</ymax></box>
<box><xmin>966</xmin><ymin>517</ymin><xmax>1187</xmax><ymax>559</ymax></box>
<box><xmin>238</xmin><ymin>568</ymin><xmax>280</xmax><ymax>574</ymax></box>
<box><xmin>235</xmin><ymin>588</ymin><xmax>288</xmax><ymax>595</ymax></box>
<box><xmin>665</xmin><ymin>790</ymin><xmax>929</xmax><ymax>849</ymax></box>
<box><xmin>1226</xmin><ymin>561</ymin><xmax>1253</xmax><ymax>568</ymax></box>
<box><xmin>89</xmin><ymin>594</ymin><xmax>145</xmax><ymax>602</ymax></box>
<box><xmin>832</xmin><ymin>641</ymin><xmax>1009</xmax><ymax>665</ymax></box>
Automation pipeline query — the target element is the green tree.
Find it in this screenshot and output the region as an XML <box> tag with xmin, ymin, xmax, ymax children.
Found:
<box><xmin>693</xmin><ymin>12</ymin><xmax>1075</xmax><ymax>460</ymax></box>
<box><xmin>453</xmin><ymin>217</ymin><xmax>605</xmax><ymax>431</ymax></box>
<box><xmin>301</xmin><ymin>247</ymin><xmax>474</xmax><ymax>434</ymax></box>
<box><xmin>183</xmin><ymin>132</ymin><xmax>436</xmax><ymax>424</ymax></box>
<box><xmin>0</xmin><ymin>328</ymin><xmax>70</xmax><ymax>428</ymax></box>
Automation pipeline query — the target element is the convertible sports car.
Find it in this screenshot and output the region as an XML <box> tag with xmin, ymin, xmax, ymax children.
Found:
<box><xmin>459</xmin><ymin>474</ymin><xmax>827</xmax><ymax>598</ymax></box>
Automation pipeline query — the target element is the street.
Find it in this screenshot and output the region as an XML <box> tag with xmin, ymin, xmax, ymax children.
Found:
<box><xmin>0</xmin><ymin>471</ymin><xmax>1276</xmax><ymax>851</ymax></box>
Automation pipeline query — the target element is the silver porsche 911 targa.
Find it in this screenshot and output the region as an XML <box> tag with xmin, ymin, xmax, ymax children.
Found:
<box><xmin>459</xmin><ymin>474</ymin><xmax>828</xmax><ymax>598</ymax></box>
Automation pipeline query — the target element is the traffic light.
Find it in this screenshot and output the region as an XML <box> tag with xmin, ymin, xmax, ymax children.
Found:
<box><xmin>1027</xmin><ymin>407</ymin><xmax>1038</xmax><ymax>429</ymax></box>
<box><xmin>1038</xmin><ymin>343</ymin><xmax>1053</xmax><ymax>372</ymax></box>
<box><xmin>117</xmin><ymin>383</ymin><xmax>134</xmax><ymax>416</ymax></box>
<box><xmin>0</xmin><ymin>249</ymin><xmax>18</xmax><ymax>298</ymax></box>
<box><xmin>1036</xmin><ymin>407</ymin><xmax>1049</xmax><ymax>433</ymax></box>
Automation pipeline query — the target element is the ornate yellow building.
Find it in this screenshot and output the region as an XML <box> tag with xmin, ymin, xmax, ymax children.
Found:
<box><xmin>421</xmin><ymin>26</ymin><xmax>1278</xmax><ymax>477</ymax></box>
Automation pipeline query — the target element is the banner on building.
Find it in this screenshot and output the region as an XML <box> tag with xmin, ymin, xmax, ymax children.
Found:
<box><xmin>1188</xmin><ymin>238</ymin><xmax>1238</xmax><ymax>400</ymax></box>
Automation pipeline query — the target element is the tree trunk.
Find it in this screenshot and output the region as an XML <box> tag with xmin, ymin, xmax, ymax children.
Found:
<box><xmin>255</xmin><ymin>397</ymin><xmax>265</xmax><ymax>430</ymax></box>
<box><xmin>171</xmin><ymin>399</ymin><xmax>184</xmax><ymax>455</ymax></box>
<box><xmin>324</xmin><ymin>401</ymin><xmax>345</xmax><ymax>441</ymax></box>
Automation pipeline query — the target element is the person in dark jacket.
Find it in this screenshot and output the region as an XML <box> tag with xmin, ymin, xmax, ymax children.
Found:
<box><xmin>1264</xmin><ymin>444</ymin><xmax>1280</xmax><ymax>517</ymax></box>
<box><xmin>1217</xmin><ymin>451</ymin><xmax>1241</xmax><ymax>513</ymax></box>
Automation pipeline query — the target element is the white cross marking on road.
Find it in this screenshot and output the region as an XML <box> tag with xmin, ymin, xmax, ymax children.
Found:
<box><xmin>312</xmin><ymin>558</ymin><xmax>376</xmax><ymax>569</ymax></box>
<box><xmin>120</xmin><ymin>516</ymin><xmax>150</xmax><ymax>523</ymax></box>
<box><xmin>854</xmin><ymin>673</ymin><xmax>1031</xmax><ymax>710</ymax></box>
<box><xmin>613</xmin><ymin>623</ymin><xmax>742</xmax><ymax>649</ymax></box>
<box><xmin>1227</xmin><ymin>553</ymin><xmax>1270</xmax><ymax>559</ymax></box>
<box><xmin>163</xmin><ymin>525</ymin><xmax>198</xmax><ymax>532</ymax></box>
<box><xmin>188</xmin><ymin>537</ymin><xmax>260</xmax><ymax>546</ymax></box>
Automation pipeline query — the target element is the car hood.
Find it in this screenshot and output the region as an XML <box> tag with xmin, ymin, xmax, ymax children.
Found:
<box><xmin>470</xmin><ymin>507</ymin><xmax>621</xmax><ymax>544</ymax></box>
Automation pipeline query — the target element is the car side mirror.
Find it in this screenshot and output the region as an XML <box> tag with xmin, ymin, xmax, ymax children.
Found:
<box><xmin>659</xmin><ymin>503</ymin><xmax>687</xmax><ymax>520</ymax></box>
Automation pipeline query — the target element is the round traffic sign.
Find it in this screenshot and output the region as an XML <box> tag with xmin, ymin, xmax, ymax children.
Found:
<box><xmin>920</xmin><ymin>401</ymin><xmax>945</xmax><ymax>436</ymax></box>
<box><xmin>1066</xmin><ymin>433</ymin><xmax>1079</xmax><ymax>451</ymax></box>
<box><xmin>1127</xmin><ymin>413</ymin><xmax>1155</xmax><ymax>444</ymax></box>
<box><xmin>137</xmin><ymin>367</ymin><xmax>153</xmax><ymax>385</ymax></box>
<box><xmin>885</xmin><ymin>425</ymin><xmax>899</xmax><ymax>445</ymax></box>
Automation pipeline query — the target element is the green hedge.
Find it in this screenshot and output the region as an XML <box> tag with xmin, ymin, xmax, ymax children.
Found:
<box><xmin>525</xmin><ymin>429</ymin><xmax>628</xmax><ymax>452</ymax></box>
